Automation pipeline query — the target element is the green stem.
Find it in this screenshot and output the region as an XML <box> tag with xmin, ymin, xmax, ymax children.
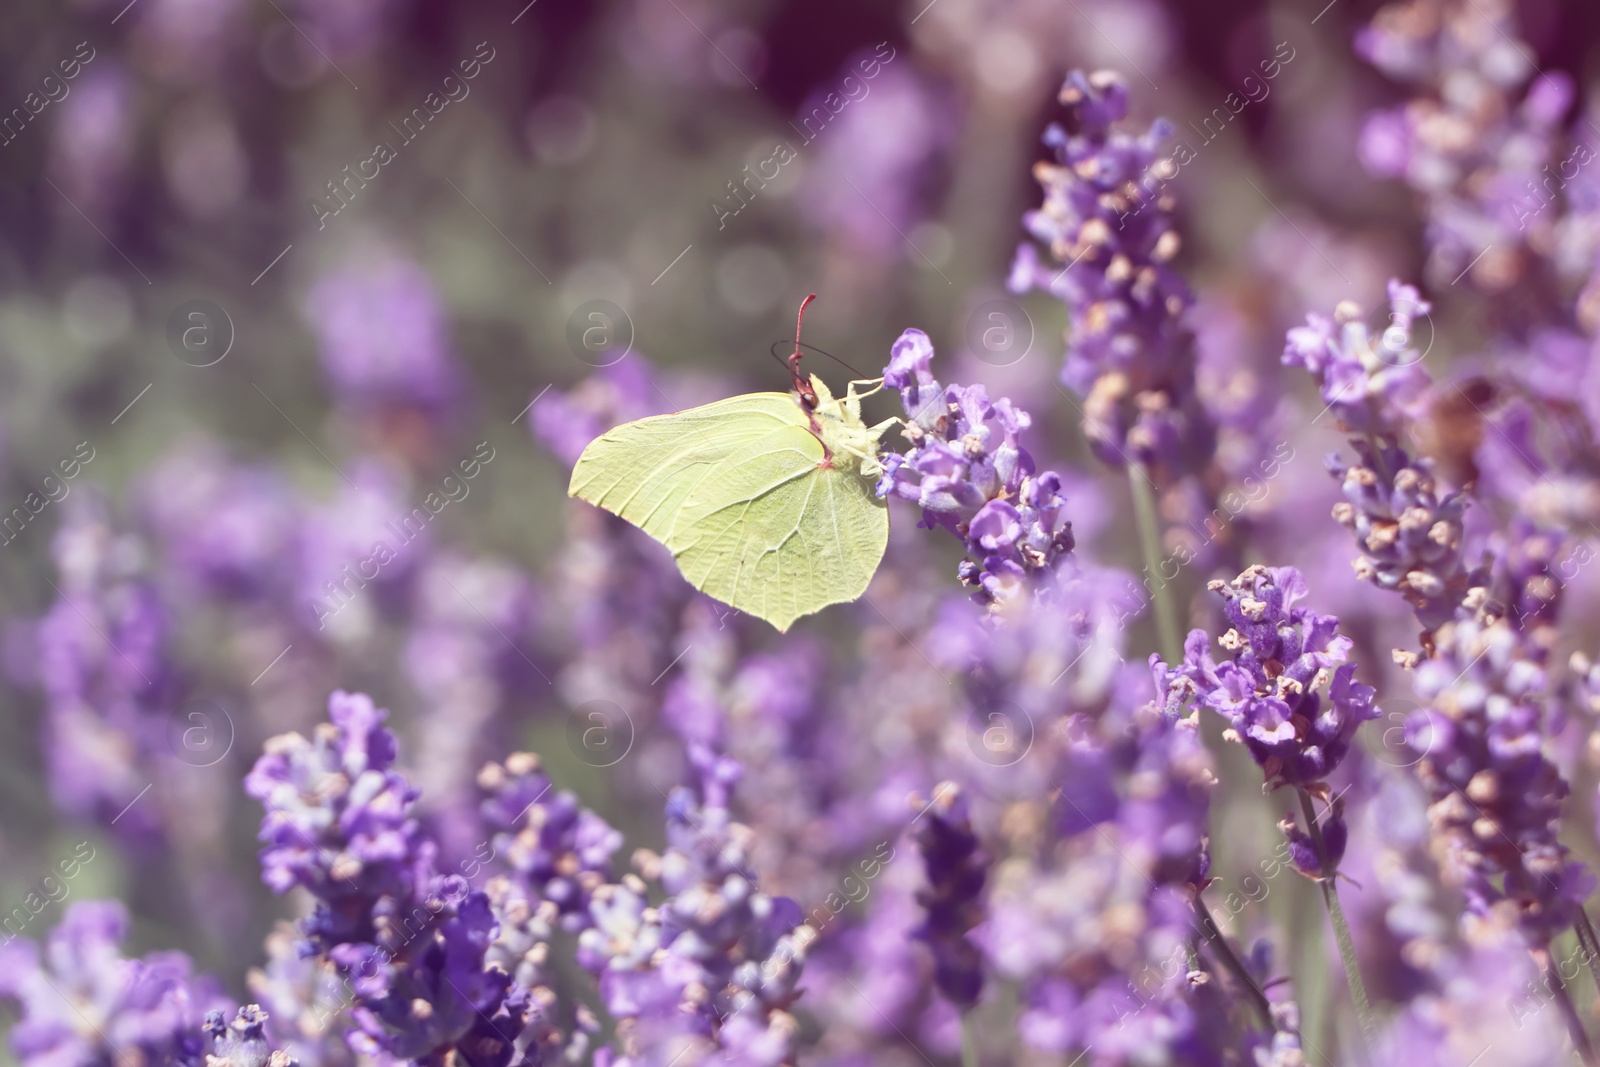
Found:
<box><xmin>1297</xmin><ymin>788</ymin><xmax>1374</xmax><ymax>1058</ymax></box>
<box><xmin>1129</xmin><ymin>463</ymin><xmax>1182</xmax><ymax>664</ymax></box>
<box><xmin>1547</xmin><ymin>956</ymin><xmax>1598</xmax><ymax>1065</ymax></box>
<box><xmin>1575</xmin><ymin>908</ymin><xmax>1600</xmax><ymax>1005</ymax></box>
<box><xmin>1193</xmin><ymin>894</ymin><xmax>1275</xmax><ymax>1030</ymax></box>
<box><xmin>961</xmin><ymin>1012</ymin><xmax>980</xmax><ymax>1067</ymax></box>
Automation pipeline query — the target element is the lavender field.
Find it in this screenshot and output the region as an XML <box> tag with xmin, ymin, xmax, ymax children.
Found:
<box><xmin>2</xmin><ymin>0</ymin><xmax>1600</xmax><ymax>1064</ymax></box>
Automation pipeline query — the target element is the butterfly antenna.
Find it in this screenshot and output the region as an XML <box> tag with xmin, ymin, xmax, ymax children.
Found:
<box><xmin>789</xmin><ymin>293</ymin><xmax>820</xmax><ymax>410</ymax></box>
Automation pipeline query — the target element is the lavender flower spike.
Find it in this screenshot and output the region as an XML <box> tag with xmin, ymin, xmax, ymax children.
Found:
<box><xmin>0</xmin><ymin>900</ymin><xmax>216</xmax><ymax>1067</ymax></box>
<box><xmin>1178</xmin><ymin>565</ymin><xmax>1378</xmax><ymax>808</ymax></box>
<box><xmin>204</xmin><ymin>1004</ymin><xmax>297</xmax><ymax>1067</ymax></box>
<box><xmin>879</xmin><ymin>328</ymin><xmax>1075</xmax><ymax>602</ymax></box>
<box><xmin>1328</xmin><ymin>437</ymin><xmax>1473</xmax><ymax>632</ymax></box>
<box><xmin>1281</xmin><ymin>278</ymin><xmax>1433</xmax><ymax>436</ymax></box>
<box><xmin>1410</xmin><ymin>593</ymin><xmax>1593</xmax><ymax>945</ymax></box>
<box><xmin>245</xmin><ymin>692</ymin><xmax>548</xmax><ymax>1066</ymax></box>
<box><xmin>1008</xmin><ymin>69</ymin><xmax>1210</xmax><ymax>476</ymax></box>
<box><xmin>910</xmin><ymin>782</ymin><xmax>987</xmax><ymax>1009</ymax></box>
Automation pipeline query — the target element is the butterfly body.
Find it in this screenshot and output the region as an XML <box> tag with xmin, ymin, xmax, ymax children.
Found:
<box><xmin>569</xmin><ymin>374</ymin><xmax>898</xmax><ymax>632</ymax></box>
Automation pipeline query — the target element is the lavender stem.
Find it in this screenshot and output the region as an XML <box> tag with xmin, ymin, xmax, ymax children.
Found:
<box><xmin>1547</xmin><ymin>956</ymin><xmax>1598</xmax><ymax>1065</ymax></box>
<box><xmin>1297</xmin><ymin>787</ymin><xmax>1374</xmax><ymax>1056</ymax></box>
<box><xmin>1193</xmin><ymin>893</ymin><xmax>1275</xmax><ymax>1029</ymax></box>
<box><xmin>1575</xmin><ymin>909</ymin><xmax>1600</xmax><ymax>1008</ymax></box>
<box><xmin>1130</xmin><ymin>462</ymin><xmax>1182</xmax><ymax>663</ymax></box>
<box><xmin>961</xmin><ymin>1014</ymin><xmax>980</xmax><ymax>1067</ymax></box>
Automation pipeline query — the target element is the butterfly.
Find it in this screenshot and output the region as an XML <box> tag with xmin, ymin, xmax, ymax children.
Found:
<box><xmin>568</xmin><ymin>296</ymin><xmax>900</xmax><ymax>632</ymax></box>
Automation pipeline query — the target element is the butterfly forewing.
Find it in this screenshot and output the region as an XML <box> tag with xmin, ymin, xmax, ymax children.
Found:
<box><xmin>670</xmin><ymin>423</ymin><xmax>888</xmax><ymax>632</ymax></box>
<box><xmin>568</xmin><ymin>393</ymin><xmax>804</xmax><ymax>545</ymax></box>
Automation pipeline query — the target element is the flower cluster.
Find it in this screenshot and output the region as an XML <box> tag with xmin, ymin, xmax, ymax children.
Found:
<box><xmin>243</xmin><ymin>691</ymin><xmax>547</xmax><ymax>1066</ymax></box>
<box><xmin>1175</xmin><ymin>566</ymin><xmax>1377</xmax><ymax>795</ymax></box>
<box><xmin>909</xmin><ymin>783</ymin><xmax>986</xmax><ymax>1009</ymax></box>
<box><xmin>20</xmin><ymin>12</ymin><xmax>1600</xmax><ymax>1067</ymax></box>
<box><xmin>877</xmin><ymin>328</ymin><xmax>1075</xmax><ymax>602</ymax></box>
<box><xmin>477</xmin><ymin>751</ymin><xmax>622</xmax><ymax>928</ymax></box>
<box><xmin>1327</xmin><ymin>438</ymin><xmax>1473</xmax><ymax>633</ymax></box>
<box><xmin>1007</xmin><ymin>69</ymin><xmax>1209</xmax><ymax>476</ymax></box>
<box><xmin>578</xmin><ymin>784</ymin><xmax>813</xmax><ymax>1064</ymax></box>
<box><xmin>983</xmin><ymin>699</ymin><xmax>1232</xmax><ymax>1061</ymax></box>
<box><xmin>1357</xmin><ymin>0</ymin><xmax>1577</xmax><ymax>305</ymax></box>
<box><xmin>1281</xmin><ymin>279</ymin><xmax>1434</xmax><ymax>436</ymax></box>
<box><xmin>0</xmin><ymin>901</ymin><xmax>216</xmax><ymax>1067</ymax></box>
<box><xmin>1409</xmin><ymin>593</ymin><xmax>1593</xmax><ymax>945</ymax></box>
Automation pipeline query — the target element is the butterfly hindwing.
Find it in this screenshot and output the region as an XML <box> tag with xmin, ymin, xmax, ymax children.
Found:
<box><xmin>670</xmin><ymin>422</ymin><xmax>888</xmax><ymax>632</ymax></box>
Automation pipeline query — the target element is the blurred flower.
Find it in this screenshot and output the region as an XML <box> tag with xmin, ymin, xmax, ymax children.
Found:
<box><xmin>579</xmin><ymin>784</ymin><xmax>812</xmax><ymax>1065</ymax></box>
<box><xmin>1008</xmin><ymin>70</ymin><xmax>1209</xmax><ymax>476</ymax></box>
<box><xmin>140</xmin><ymin>443</ymin><xmax>300</xmax><ymax>602</ymax></box>
<box><xmin>407</xmin><ymin>553</ymin><xmax>543</xmax><ymax>854</ymax></box>
<box><xmin>1409</xmin><ymin>596</ymin><xmax>1592</xmax><ymax>945</ymax></box>
<box><xmin>530</xmin><ymin>359</ymin><xmax>666</xmax><ymax>467</ymax></box>
<box><xmin>133</xmin><ymin>0</ymin><xmax>250</xmax><ymax>83</ymax></box>
<box><xmin>304</xmin><ymin>256</ymin><xmax>460</xmax><ymax>418</ymax></box>
<box><xmin>982</xmin><ymin>700</ymin><xmax>1227</xmax><ymax>1062</ymax></box>
<box><xmin>31</xmin><ymin>494</ymin><xmax>173</xmax><ymax>833</ymax></box>
<box><xmin>909</xmin><ymin>783</ymin><xmax>986</xmax><ymax>1009</ymax></box>
<box><xmin>246</xmin><ymin>923</ymin><xmax>352</xmax><ymax>1067</ymax></box>
<box><xmin>0</xmin><ymin>901</ymin><xmax>217</xmax><ymax>1067</ymax></box>
<box><xmin>295</xmin><ymin>460</ymin><xmax>424</xmax><ymax>640</ymax></box>
<box><xmin>796</xmin><ymin>58</ymin><xmax>952</xmax><ymax>259</ymax></box>
<box><xmin>1282</xmin><ymin>280</ymin><xmax>1434</xmax><ymax>436</ymax></box>
<box><xmin>244</xmin><ymin>691</ymin><xmax>547</xmax><ymax>1065</ymax></box>
<box><xmin>284</xmin><ymin>0</ymin><xmax>399</xmax><ymax>63</ymax></box>
<box><xmin>49</xmin><ymin>63</ymin><xmax>133</xmax><ymax>212</ymax></box>
<box><xmin>1357</xmin><ymin>0</ymin><xmax>1575</xmax><ymax>304</ymax></box>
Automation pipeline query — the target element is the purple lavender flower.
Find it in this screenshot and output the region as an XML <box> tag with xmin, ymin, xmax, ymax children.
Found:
<box><xmin>31</xmin><ymin>494</ymin><xmax>173</xmax><ymax>833</ymax></box>
<box><xmin>304</xmin><ymin>256</ymin><xmax>460</xmax><ymax>416</ymax></box>
<box><xmin>1171</xmin><ymin>565</ymin><xmax>1379</xmax><ymax>799</ymax></box>
<box><xmin>0</xmin><ymin>901</ymin><xmax>217</xmax><ymax>1067</ymax></box>
<box><xmin>477</xmin><ymin>751</ymin><xmax>622</xmax><ymax>929</ymax></box>
<box><xmin>1374</xmin><ymin>909</ymin><xmax>1573</xmax><ymax>1064</ymax></box>
<box><xmin>528</xmin><ymin>359</ymin><xmax>666</xmax><ymax>466</ymax></box>
<box><xmin>1408</xmin><ymin>596</ymin><xmax>1593</xmax><ymax>944</ymax></box>
<box><xmin>1007</xmin><ymin>69</ymin><xmax>1211</xmax><ymax>475</ymax></box>
<box><xmin>909</xmin><ymin>784</ymin><xmax>986</xmax><ymax>1009</ymax></box>
<box><xmin>244</xmin><ymin>691</ymin><xmax>544</xmax><ymax>1066</ymax></box>
<box><xmin>878</xmin><ymin>328</ymin><xmax>1075</xmax><ymax>601</ymax></box>
<box><xmin>246</xmin><ymin>923</ymin><xmax>352</xmax><ymax>1067</ymax></box>
<box><xmin>577</xmin><ymin>779</ymin><xmax>811</xmax><ymax>1064</ymax></box>
<box><xmin>982</xmin><ymin>700</ymin><xmax>1232</xmax><ymax>1062</ymax></box>
<box><xmin>1281</xmin><ymin>279</ymin><xmax>1434</xmax><ymax>436</ymax></box>
<box><xmin>140</xmin><ymin>444</ymin><xmax>301</xmax><ymax>601</ymax></box>
<box><xmin>1357</xmin><ymin>0</ymin><xmax>1576</xmax><ymax>301</ymax></box>
<box><xmin>795</xmin><ymin>59</ymin><xmax>952</xmax><ymax>258</ymax></box>
<box><xmin>295</xmin><ymin>460</ymin><xmax>426</xmax><ymax>639</ymax></box>
<box><xmin>204</xmin><ymin>1004</ymin><xmax>296</xmax><ymax>1067</ymax></box>
<box><xmin>1327</xmin><ymin>438</ymin><xmax>1474</xmax><ymax>632</ymax></box>
<box><xmin>406</xmin><ymin>554</ymin><xmax>544</xmax><ymax>856</ymax></box>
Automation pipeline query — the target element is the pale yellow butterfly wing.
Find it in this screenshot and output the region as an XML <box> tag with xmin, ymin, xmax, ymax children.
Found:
<box><xmin>568</xmin><ymin>393</ymin><xmax>804</xmax><ymax>545</ymax></box>
<box><xmin>670</xmin><ymin>422</ymin><xmax>888</xmax><ymax>632</ymax></box>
